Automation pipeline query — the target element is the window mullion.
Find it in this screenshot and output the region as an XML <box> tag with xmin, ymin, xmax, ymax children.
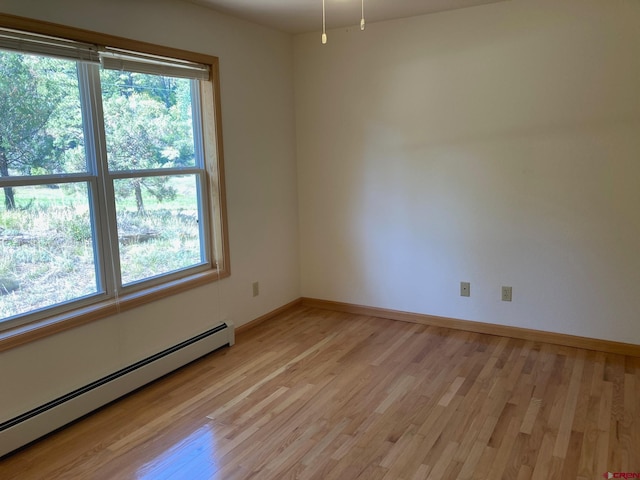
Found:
<box><xmin>0</xmin><ymin>172</ymin><xmax>93</xmax><ymax>188</ymax></box>
<box><xmin>77</xmin><ymin>62</ymin><xmax>121</xmax><ymax>296</ymax></box>
<box><xmin>108</xmin><ymin>167</ymin><xmax>204</xmax><ymax>179</ymax></box>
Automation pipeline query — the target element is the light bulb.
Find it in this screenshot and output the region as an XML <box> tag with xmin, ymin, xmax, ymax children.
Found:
<box><xmin>322</xmin><ymin>33</ymin><xmax>327</xmax><ymax>44</ymax></box>
<box><xmin>360</xmin><ymin>18</ymin><xmax>365</xmax><ymax>31</ymax></box>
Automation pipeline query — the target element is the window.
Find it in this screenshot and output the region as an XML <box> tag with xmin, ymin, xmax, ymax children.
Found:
<box><xmin>0</xmin><ymin>19</ymin><xmax>228</xmax><ymax>341</ymax></box>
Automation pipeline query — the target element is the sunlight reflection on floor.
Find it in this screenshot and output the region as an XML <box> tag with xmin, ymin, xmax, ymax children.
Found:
<box><xmin>136</xmin><ymin>425</ymin><xmax>218</xmax><ymax>479</ymax></box>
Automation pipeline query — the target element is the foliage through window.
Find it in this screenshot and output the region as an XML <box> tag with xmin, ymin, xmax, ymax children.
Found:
<box><xmin>0</xmin><ymin>25</ymin><xmax>227</xmax><ymax>331</ymax></box>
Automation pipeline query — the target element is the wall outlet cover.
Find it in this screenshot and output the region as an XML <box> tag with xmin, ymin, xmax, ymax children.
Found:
<box><xmin>502</xmin><ymin>286</ymin><xmax>512</xmax><ymax>302</ymax></box>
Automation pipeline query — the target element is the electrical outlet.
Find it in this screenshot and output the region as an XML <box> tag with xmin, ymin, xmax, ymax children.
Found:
<box><xmin>460</xmin><ymin>281</ymin><xmax>470</xmax><ymax>297</ymax></box>
<box><xmin>502</xmin><ymin>286</ymin><xmax>512</xmax><ymax>302</ymax></box>
<box><xmin>252</xmin><ymin>281</ymin><xmax>259</xmax><ymax>297</ymax></box>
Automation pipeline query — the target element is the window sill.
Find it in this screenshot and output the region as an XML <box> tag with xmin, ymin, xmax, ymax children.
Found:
<box><xmin>0</xmin><ymin>268</ymin><xmax>229</xmax><ymax>353</ymax></box>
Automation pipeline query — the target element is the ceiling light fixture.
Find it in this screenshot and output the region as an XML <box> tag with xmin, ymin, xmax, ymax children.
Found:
<box><xmin>361</xmin><ymin>0</ymin><xmax>366</xmax><ymax>30</ymax></box>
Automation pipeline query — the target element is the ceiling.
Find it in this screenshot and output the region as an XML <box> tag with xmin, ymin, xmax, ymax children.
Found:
<box><xmin>187</xmin><ymin>0</ymin><xmax>507</xmax><ymax>34</ymax></box>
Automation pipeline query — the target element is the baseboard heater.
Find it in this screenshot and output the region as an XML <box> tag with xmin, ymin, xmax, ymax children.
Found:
<box><xmin>0</xmin><ymin>322</ymin><xmax>234</xmax><ymax>458</ymax></box>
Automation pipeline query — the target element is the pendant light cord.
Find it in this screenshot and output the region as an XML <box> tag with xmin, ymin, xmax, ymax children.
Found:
<box><xmin>322</xmin><ymin>0</ymin><xmax>366</xmax><ymax>44</ymax></box>
<box><xmin>322</xmin><ymin>0</ymin><xmax>327</xmax><ymax>44</ymax></box>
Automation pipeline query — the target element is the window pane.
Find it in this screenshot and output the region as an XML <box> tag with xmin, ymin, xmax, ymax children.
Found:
<box><xmin>0</xmin><ymin>51</ymin><xmax>87</xmax><ymax>181</ymax></box>
<box><xmin>0</xmin><ymin>183</ymin><xmax>99</xmax><ymax>321</ymax></box>
<box><xmin>115</xmin><ymin>175</ymin><xmax>204</xmax><ymax>285</ymax></box>
<box><xmin>100</xmin><ymin>70</ymin><xmax>196</xmax><ymax>171</ymax></box>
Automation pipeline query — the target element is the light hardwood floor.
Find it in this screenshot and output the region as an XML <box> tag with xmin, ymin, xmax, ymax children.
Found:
<box><xmin>1</xmin><ymin>306</ymin><xmax>638</xmax><ymax>479</ymax></box>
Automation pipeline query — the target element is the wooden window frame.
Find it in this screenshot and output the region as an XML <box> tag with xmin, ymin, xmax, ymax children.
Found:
<box><xmin>0</xmin><ymin>13</ymin><xmax>230</xmax><ymax>352</ymax></box>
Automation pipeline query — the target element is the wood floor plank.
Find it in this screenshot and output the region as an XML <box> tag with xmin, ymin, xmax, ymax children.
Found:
<box><xmin>485</xmin><ymin>417</ymin><xmax>521</xmax><ymax>478</ymax></box>
<box><xmin>1</xmin><ymin>305</ymin><xmax>639</xmax><ymax>479</ymax></box>
<box><xmin>425</xmin><ymin>441</ymin><xmax>458</xmax><ymax>480</ymax></box>
<box><xmin>553</xmin><ymin>349</ymin><xmax>585</xmax><ymax>458</ymax></box>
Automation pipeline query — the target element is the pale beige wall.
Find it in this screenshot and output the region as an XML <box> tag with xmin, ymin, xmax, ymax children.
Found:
<box><xmin>0</xmin><ymin>0</ymin><xmax>300</xmax><ymax>421</ymax></box>
<box><xmin>294</xmin><ymin>0</ymin><xmax>640</xmax><ymax>343</ymax></box>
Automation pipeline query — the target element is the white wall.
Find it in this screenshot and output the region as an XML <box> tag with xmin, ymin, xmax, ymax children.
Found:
<box><xmin>295</xmin><ymin>0</ymin><xmax>640</xmax><ymax>344</ymax></box>
<box><xmin>0</xmin><ymin>0</ymin><xmax>300</xmax><ymax>421</ymax></box>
